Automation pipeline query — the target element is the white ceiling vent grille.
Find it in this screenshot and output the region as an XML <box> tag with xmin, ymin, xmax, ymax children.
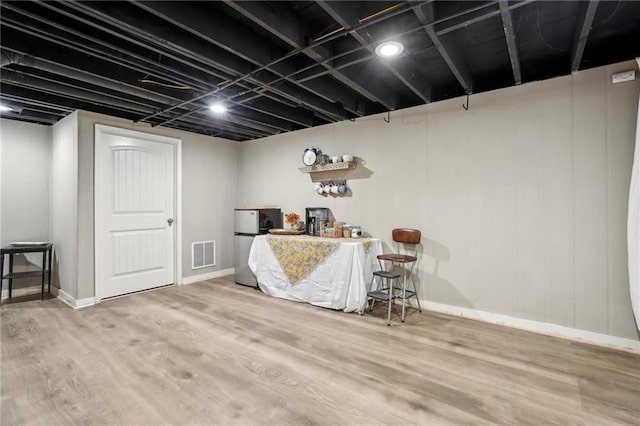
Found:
<box><xmin>192</xmin><ymin>240</ymin><xmax>215</xmax><ymax>269</ymax></box>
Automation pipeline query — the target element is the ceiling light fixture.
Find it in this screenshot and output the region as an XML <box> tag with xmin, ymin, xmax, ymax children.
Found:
<box><xmin>375</xmin><ymin>41</ymin><xmax>404</xmax><ymax>58</ymax></box>
<box><xmin>209</xmin><ymin>103</ymin><xmax>227</xmax><ymax>114</ymax></box>
<box><xmin>0</xmin><ymin>105</ymin><xmax>13</xmax><ymax>112</ymax></box>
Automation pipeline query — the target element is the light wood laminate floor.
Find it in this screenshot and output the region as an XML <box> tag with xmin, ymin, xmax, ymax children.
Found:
<box><xmin>2</xmin><ymin>276</ymin><xmax>639</xmax><ymax>425</ymax></box>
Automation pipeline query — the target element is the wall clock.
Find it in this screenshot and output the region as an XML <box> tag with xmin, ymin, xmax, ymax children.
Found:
<box><xmin>302</xmin><ymin>148</ymin><xmax>319</xmax><ymax>166</ymax></box>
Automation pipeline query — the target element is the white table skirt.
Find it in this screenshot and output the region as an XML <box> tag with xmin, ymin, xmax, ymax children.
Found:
<box><xmin>248</xmin><ymin>235</ymin><xmax>382</xmax><ymax>312</ymax></box>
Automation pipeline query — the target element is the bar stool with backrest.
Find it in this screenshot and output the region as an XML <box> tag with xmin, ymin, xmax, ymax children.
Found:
<box><xmin>365</xmin><ymin>228</ymin><xmax>422</xmax><ymax>326</ymax></box>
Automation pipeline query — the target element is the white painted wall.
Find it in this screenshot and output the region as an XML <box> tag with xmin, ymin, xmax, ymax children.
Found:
<box><xmin>76</xmin><ymin>111</ymin><xmax>237</xmax><ymax>299</ymax></box>
<box><xmin>51</xmin><ymin>112</ymin><xmax>79</xmax><ymax>297</ymax></box>
<box><xmin>0</xmin><ymin>119</ymin><xmax>51</xmax><ymax>245</ymax></box>
<box><xmin>0</xmin><ymin>119</ymin><xmax>52</xmax><ymax>291</ymax></box>
<box><xmin>238</xmin><ymin>60</ymin><xmax>640</xmax><ymax>341</ymax></box>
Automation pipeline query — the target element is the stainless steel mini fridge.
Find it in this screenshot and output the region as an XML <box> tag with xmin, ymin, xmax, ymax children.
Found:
<box><xmin>234</xmin><ymin>208</ymin><xmax>281</xmax><ymax>286</ymax></box>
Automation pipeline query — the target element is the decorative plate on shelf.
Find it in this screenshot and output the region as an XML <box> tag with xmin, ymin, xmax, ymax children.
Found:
<box><xmin>268</xmin><ymin>229</ymin><xmax>305</xmax><ymax>235</ymax></box>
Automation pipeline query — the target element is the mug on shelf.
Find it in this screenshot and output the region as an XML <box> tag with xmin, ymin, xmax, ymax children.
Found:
<box><xmin>342</xmin><ymin>154</ymin><xmax>353</xmax><ymax>163</ymax></box>
<box><xmin>331</xmin><ymin>155</ymin><xmax>341</xmax><ymax>163</ymax></box>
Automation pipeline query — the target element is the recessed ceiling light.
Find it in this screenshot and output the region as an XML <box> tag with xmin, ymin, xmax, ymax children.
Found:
<box><xmin>375</xmin><ymin>41</ymin><xmax>404</xmax><ymax>58</ymax></box>
<box><xmin>0</xmin><ymin>105</ymin><xmax>13</xmax><ymax>112</ymax></box>
<box><xmin>209</xmin><ymin>103</ymin><xmax>227</xmax><ymax>114</ymax></box>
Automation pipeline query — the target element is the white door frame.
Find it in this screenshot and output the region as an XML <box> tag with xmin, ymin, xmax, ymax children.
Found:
<box><xmin>94</xmin><ymin>124</ymin><xmax>182</xmax><ymax>302</ymax></box>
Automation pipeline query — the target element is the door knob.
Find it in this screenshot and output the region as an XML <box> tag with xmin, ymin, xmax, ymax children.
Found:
<box><xmin>168</xmin><ymin>218</ymin><xmax>174</xmax><ymax>226</ymax></box>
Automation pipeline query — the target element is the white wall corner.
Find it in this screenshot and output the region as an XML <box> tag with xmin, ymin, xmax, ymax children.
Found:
<box><xmin>57</xmin><ymin>288</ymin><xmax>95</xmax><ymax>309</ymax></box>
<box><xmin>419</xmin><ymin>300</ymin><xmax>640</xmax><ymax>353</ymax></box>
<box><xmin>182</xmin><ymin>268</ymin><xmax>234</xmax><ymax>285</ymax></box>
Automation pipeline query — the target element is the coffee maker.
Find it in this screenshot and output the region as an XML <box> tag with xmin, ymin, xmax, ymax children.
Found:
<box><xmin>305</xmin><ymin>207</ymin><xmax>330</xmax><ymax>236</ymax></box>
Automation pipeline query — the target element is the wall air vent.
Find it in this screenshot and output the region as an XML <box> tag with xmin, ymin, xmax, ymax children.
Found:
<box><xmin>192</xmin><ymin>240</ymin><xmax>215</xmax><ymax>269</ymax></box>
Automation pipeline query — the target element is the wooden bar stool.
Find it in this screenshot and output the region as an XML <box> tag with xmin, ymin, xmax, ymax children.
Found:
<box><xmin>365</xmin><ymin>229</ymin><xmax>422</xmax><ymax>325</ymax></box>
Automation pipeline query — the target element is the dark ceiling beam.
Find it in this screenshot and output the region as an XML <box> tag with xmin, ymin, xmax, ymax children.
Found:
<box><xmin>2</xmin><ymin>7</ymin><xmax>313</xmax><ymax>132</ymax></box>
<box><xmin>60</xmin><ymin>1</ymin><xmax>250</xmax><ymax>79</ymax></box>
<box><xmin>1</xmin><ymin>49</ymin><xmax>182</xmax><ymax>108</ymax></box>
<box><xmin>295</xmin><ymin>52</ymin><xmax>374</xmax><ymax>83</ymax></box>
<box><xmin>240</xmin><ymin>98</ymin><xmax>313</xmax><ymax>128</ymax></box>
<box><xmin>134</xmin><ymin>0</ymin><xmax>363</xmax><ymax>120</ymax></box>
<box><xmin>2</xmin><ymin>66</ymin><xmax>272</xmax><ymax>135</ymax></box>
<box><xmin>316</xmin><ymin>1</ymin><xmax>431</xmax><ymax>105</ymax></box>
<box><xmin>498</xmin><ymin>1</ymin><xmax>522</xmax><ymax>85</ymax></box>
<box><xmin>128</xmin><ymin>1</ymin><xmax>430</xmax><ymax>126</ymax></box>
<box><xmin>246</xmin><ymin>73</ymin><xmax>346</xmax><ymax>121</ymax></box>
<box><xmin>1</xmin><ymin>69</ymin><xmax>160</xmax><ymax>115</ymax></box>
<box><xmin>176</xmin><ymin>114</ymin><xmax>271</xmax><ymax>139</ymax></box>
<box><xmin>435</xmin><ymin>0</ymin><xmax>534</xmax><ymax>36</ymax></box>
<box><xmin>155</xmin><ymin>106</ymin><xmax>280</xmax><ymax>137</ymax></box>
<box><xmin>225</xmin><ymin>90</ymin><xmax>318</xmax><ymax>127</ymax></box>
<box><xmin>0</xmin><ymin>109</ymin><xmax>61</xmax><ymax>125</ymax></box>
<box><xmin>153</xmin><ymin>102</ymin><xmax>283</xmax><ymax>135</ymax></box>
<box><xmin>43</xmin><ymin>1</ymin><xmax>347</xmax><ymax>124</ymax></box>
<box><xmin>414</xmin><ymin>2</ymin><xmax>473</xmax><ymax>95</ymax></box>
<box><xmin>225</xmin><ymin>109</ymin><xmax>292</xmax><ymax>133</ymax></box>
<box><xmin>571</xmin><ymin>0</ymin><xmax>599</xmax><ymax>72</ymax></box>
<box><xmin>128</xmin><ymin>1</ymin><xmax>354</xmax><ymax>121</ymax></box>
<box><xmin>0</xmin><ymin>98</ymin><xmax>69</xmax><ymax>117</ymax></box>
<box><xmin>0</xmin><ymin>2</ymin><xmax>214</xmax><ymax>94</ymax></box>
<box><xmin>223</xmin><ymin>0</ymin><xmax>378</xmax><ymax>113</ymax></box>
<box><xmin>222</xmin><ymin>109</ymin><xmax>293</xmax><ymax>135</ymax></box>
<box><xmin>129</xmin><ymin>1</ymin><xmax>295</xmax><ymax>79</ymax></box>
<box><xmin>0</xmin><ymin>93</ymin><xmax>75</xmax><ymax>114</ymax></box>
<box><xmin>0</xmin><ymin>37</ymin><xmax>289</xmax><ymax>137</ymax></box>
<box><xmin>0</xmin><ymin>85</ymin><xmax>143</xmax><ymax>121</ymax></box>
<box><xmin>42</xmin><ymin>1</ymin><xmax>242</xmax><ymax>85</ymax></box>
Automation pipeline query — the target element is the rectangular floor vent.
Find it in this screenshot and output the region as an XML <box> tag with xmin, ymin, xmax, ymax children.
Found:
<box><xmin>192</xmin><ymin>240</ymin><xmax>215</xmax><ymax>269</ymax></box>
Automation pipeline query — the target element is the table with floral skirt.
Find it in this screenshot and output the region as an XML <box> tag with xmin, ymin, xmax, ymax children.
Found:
<box><xmin>248</xmin><ymin>234</ymin><xmax>382</xmax><ymax>312</ymax></box>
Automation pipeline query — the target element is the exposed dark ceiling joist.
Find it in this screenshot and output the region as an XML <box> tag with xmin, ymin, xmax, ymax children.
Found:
<box><xmin>572</xmin><ymin>0</ymin><xmax>599</xmax><ymax>73</ymax></box>
<box><xmin>223</xmin><ymin>0</ymin><xmax>386</xmax><ymax>114</ymax></box>
<box><xmin>1</xmin><ymin>1</ymin><xmax>638</xmax><ymax>141</ymax></box>
<box><xmin>414</xmin><ymin>2</ymin><xmax>473</xmax><ymax>95</ymax></box>
<box><xmin>498</xmin><ymin>0</ymin><xmax>522</xmax><ymax>85</ymax></box>
<box><xmin>129</xmin><ymin>0</ymin><xmax>364</xmax><ymax>120</ymax></box>
<box><xmin>316</xmin><ymin>0</ymin><xmax>432</xmax><ymax>105</ymax></box>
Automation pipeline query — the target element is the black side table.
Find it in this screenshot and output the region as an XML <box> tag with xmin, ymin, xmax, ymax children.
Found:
<box><xmin>0</xmin><ymin>243</ymin><xmax>53</xmax><ymax>302</ymax></box>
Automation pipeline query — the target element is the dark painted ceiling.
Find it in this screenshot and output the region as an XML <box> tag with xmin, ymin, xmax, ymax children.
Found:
<box><xmin>1</xmin><ymin>1</ymin><xmax>639</xmax><ymax>141</ymax></box>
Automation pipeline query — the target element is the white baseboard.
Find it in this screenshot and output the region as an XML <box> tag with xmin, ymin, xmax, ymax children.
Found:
<box><xmin>57</xmin><ymin>288</ymin><xmax>96</xmax><ymax>309</ymax></box>
<box><xmin>1</xmin><ymin>284</ymin><xmax>51</xmax><ymax>300</ymax></box>
<box><xmin>420</xmin><ymin>300</ymin><xmax>640</xmax><ymax>353</ymax></box>
<box><xmin>182</xmin><ymin>268</ymin><xmax>235</xmax><ymax>285</ymax></box>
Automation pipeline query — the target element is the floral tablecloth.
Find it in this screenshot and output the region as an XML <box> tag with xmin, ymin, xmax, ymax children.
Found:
<box><xmin>248</xmin><ymin>235</ymin><xmax>382</xmax><ymax>312</ymax></box>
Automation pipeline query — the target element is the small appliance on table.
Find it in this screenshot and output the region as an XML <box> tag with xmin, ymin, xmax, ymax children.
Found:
<box><xmin>234</xmin><ymin>208</ymin><xmax>281</xmax><ymax>287</ymax></box>
<box><xmin>305</xmin><ymin>207</ymin><xmax>331</xmax><ymax>236</ymax></box>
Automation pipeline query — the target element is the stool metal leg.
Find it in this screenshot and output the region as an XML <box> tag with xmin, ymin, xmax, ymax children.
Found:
<box><xmin>8</xmin><ymin>254</ymin><xmax>13</xmax><ymax>298</ymax></box>
<box><xmin>387</xmin><ymin>277</ymin><xmax>393</xmax><ymax>326</ymax></box>
<box><xmin>411</xmin><ymin>266</ymin><xmax>422</xmax><ymax>313</ymax></box>
<box><xmin>401</xmin><ymin>264</ymin><xmax>408</xmax><ymax>322</ymax></box>
<box><xmin>41</xmin><ymin>251</ymin><xmax>46</xmax><ymax>301</ymax></box>
<box><xmin>0</xmin><ymin>254</ymin><xmax>4</xmax><ymax>301</ymax></box>
<box><xmin>47</xmin><ymin>246</ymin><xmax>53</xmax><ymax>295</ymax></box>
<box><xmin>369</xmin><ymin>274</ymin><xmax>377</xmax><ymax>312</ymax></box>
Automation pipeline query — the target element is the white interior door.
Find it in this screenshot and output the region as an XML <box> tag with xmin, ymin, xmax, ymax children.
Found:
<box><xmin>95</xmin><ymin>125</ymin><xmax>180</xmax><ymax>300</ymax></box>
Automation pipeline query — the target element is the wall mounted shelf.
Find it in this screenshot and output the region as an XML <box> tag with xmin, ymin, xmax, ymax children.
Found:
<box><xmin>298</xmin><ymin>162</ymin><xmax>356</xmax><ymax>173</ymax></box>
<box><xmin>299</xmin><ymin>162</ymin><xmax>357</xmax><ymax>183</ymax></box>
